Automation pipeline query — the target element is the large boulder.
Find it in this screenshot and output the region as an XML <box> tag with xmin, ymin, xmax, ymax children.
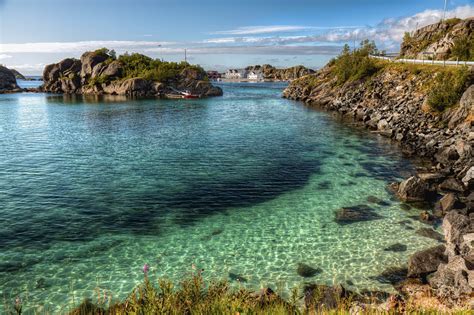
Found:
<box><xmin>42</xmin><ymin>58</ymin><xmax>81</xmax><ymax>93</ymax></box>
<box><xmin>429</xmin><ymin>256</ymin><xmax>473</xmax><ymax>305</ymax></box>
<box><xmin>101</xmin><ymin>78</ymin><xmax>152</xmax><ymax>96</ymax></box>
<box><xmin>443</xmin><ymin>210</ymin><xmax>472</xmax><ymax>248</ymax></box>
<box><xmin>408</xmin><ymin>245</ymin><xmax>447</xmax><ymax>278</ymax></box>
<box><xmin>448</xmin><ymin>85</ymin><xmax>473</xmax><ymax>129</ymax></box>
<box><xmin>0</xmin><ymin>65</ymin><xmax>20</xmax><ymax>92</ymax></box>
<box><xmin>397</xmin><ymin>176</ymin><xmax>429</xmax><ymax>202</ymax></box>
<box><xmin>80</xmin><ymin>51</ymin><xmax>109</xmax><ymax>84</ymax></box>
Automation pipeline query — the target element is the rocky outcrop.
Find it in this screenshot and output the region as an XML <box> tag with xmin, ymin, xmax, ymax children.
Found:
<box><xmin>9</xmin><ymin>69</ymin><xmax>26</xmax><ymax>80</ymax></box>
<box><xmin>284</xmin><ymin>66</ymin><xmax>473</xmax><ymax>195</ymax></box>
<box><xmin>245</xmin><ymin>64</ymin><xmax>314</xmax><ymax>81</ymax></box>
<box><xmin>0</xmin><ymin>66</ymin><xmax>21</xmax><ymax>93</ymax></box>
<box><xmin>428</xmin><ymin>210</ymin><xmax>474</xmax><ymax>306</ymax></box>
<box><xmin>400</xmin><ymin>17</ymin><xmax>474</xmax><ymax>60</ymax></box>
<box><xmin>41</xmin><ymin>51</ymin><xmax>223</xmax><ymax>98</ymax></box>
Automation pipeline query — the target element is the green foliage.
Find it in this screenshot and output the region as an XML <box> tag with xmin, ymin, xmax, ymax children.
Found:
<box><xmin>331</xmin><ymin>40</ymin><xmax>382</xmax><ymax>85</ymax></box>
<box><xmin>451</xmin><ymin>35</ymin><xmax>474</xmax><ymax>61</ymax></box>
<box><xmin>88</xmin><ymin>75</ymin><xmax>109</xmax><ymax>87</ymax></box>
<box><xmin>69</xmin><ymin>272</ymin><xmax>296</xmax><ymax>315</ymax></box>
<box><xmin>117</xmin><ymin>52</ymin><xmax>206</xmax><ymax>82</ymax></box>
<box><xmin>427</xmin><ymin>67</ymin><xmax>471</xmax><ymax>112</ymax></box>
<box><xmin>93</xmin><ymin>48</ymin><xmax>116</xmax><ymax>60</ymax></box>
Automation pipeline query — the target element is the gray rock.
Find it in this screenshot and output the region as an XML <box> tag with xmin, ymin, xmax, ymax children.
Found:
<box><xmin>0</xmin><ymin>65</ymin><xmax>20</xmax><ymax>92</ymax></box>
<box><xmin>397</xmin><ymin>176</ymin><xmax>429</xmax><ymax>202</ymax></box>
<box><xmin>429</xmin><ymin>256</ymin><xmax>473</xmax><ymax>305</ymax></box>
<box><xmin>408</xmin><ymin>245</ymin><xmax>447</xmax><ymax>278</ymax></box>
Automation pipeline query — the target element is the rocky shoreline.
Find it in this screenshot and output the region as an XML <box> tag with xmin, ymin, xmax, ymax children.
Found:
<box><xmin>283</xmin><ymin>62</ymin><xmax>473</xmax><ymax>307</ymax></box>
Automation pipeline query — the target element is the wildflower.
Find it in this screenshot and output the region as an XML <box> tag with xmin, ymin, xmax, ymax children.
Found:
<box><xmin>14</xmin><ymin>296</ymin><xmax>22</xmax><ymax>314</ymax></box>
<box><xmin>143</xmin><ymin>263</ymin><xmax>150</xmax><ymax>275</ymax></box>
<box><xmin>191</xmin><ymin>263</ymin><xmax>196</xmax><ymax>270</ymax></box>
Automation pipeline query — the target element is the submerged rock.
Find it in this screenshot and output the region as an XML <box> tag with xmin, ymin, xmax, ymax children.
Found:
<box><xmin>335</xmin><ymin>205</ymin><xmax>382</xmax><ymax>225</ymax></box>
<box><xmin>372</xmin><ymin>266</ymin><xmax>407</xmax><ymax>285</ymax></box>
<box><xmin>228</xmin><ymin>272</ymin><xmax>248</xmax><ymax>282</ymax></box>
<box><xmin>384</xmin><ymin>243</ymin><xmax>408</xmax><ymax>252</ymax></box>
<box><xmin>415</xmin><ymin>228</ymin><xmax>444</xmax><ymax>242</ymax></box>
<box><xmin>366</xmin><ymin>196</ymin><xmax>390</xmax><ymax>206</ymax></box>
<box><xmin>297</xmin><ymin>263</ymin><xmax>322</xmax><ymax>278</ymax></box>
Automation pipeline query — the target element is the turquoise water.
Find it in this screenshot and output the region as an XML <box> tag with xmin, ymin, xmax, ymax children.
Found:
<box><xmin>0</xmin><ymin>82</ymin><xmax>437</xmax><ymax>313</ymax></box>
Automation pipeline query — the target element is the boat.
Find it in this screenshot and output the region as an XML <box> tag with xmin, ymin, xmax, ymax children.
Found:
<box><xmin>182</xmin><ymin>90</ymin><xmax>200</xmax><ymax>99</ymax></box>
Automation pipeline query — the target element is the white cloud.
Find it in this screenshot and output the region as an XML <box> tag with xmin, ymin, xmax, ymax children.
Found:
<box><xmin>314</xmin><ymin>4</ymin><xmax>474</xmax><ymax>46</ymax></box>
<box><xmin>211</xmin><ymin>25</ymin><xmax>361</xmax><ymax>35</ymax></box>
<box><xmin>200</xmin><ymin>5</ymin><xmax>474</xmax><ymax>51</ymax></box>
<box><xmin>211</xmin><ymin>25</ymin><xmax>311</xmax><ymax>35</ymax></box>
<box><xmin>6</xmin><ymin>63</ymin><xmax>46</xmax><ymax>71</ymax></box>
<box><xmin>0</xmin><ymin>54</ymin><xmax>12</xmax><ymax>60</ymax></box>
<box><xmin>0</xmin><ymin>41</ymin><xmax>174</xmax><ymax>53</ymax></box>
<box><xmin>145</xmin><ymin>45</ymin><xmax>341</xmax><ymax>55</ymax></box>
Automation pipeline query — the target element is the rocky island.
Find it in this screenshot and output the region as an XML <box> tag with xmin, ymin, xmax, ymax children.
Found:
<box><xmin>0</xmin><ymin>65</ymin><xmax>22</xmax><ymax>93</ymax></box>
<box><xmin>40</xmin><ymin>48</ymin><xmax>223</xmax><ymax>98</ymax></box>
<box><xmin>284</xmin><ymin>19</ymin><xmax>473</xmax><ymax>309</ymax></box>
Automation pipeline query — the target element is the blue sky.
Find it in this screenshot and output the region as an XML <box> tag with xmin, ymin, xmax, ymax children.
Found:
<box><xmin>0</xmin><ymin>0</ymin><xmax>473</xmax><ymax>74</ymax></box>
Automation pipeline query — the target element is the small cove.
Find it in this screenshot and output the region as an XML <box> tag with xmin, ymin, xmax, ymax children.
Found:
<box><xmin>0</xmin><ymin>82</ymin><xmax>439</xmax><ymax>312</ymax></box>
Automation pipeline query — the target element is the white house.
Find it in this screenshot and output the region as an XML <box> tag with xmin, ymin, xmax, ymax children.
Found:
<box><xmin>225</xmin><ymin>69</ymin><xmax>248</xmax><ymax>79</ymax></box>
<box><xmin>247</xmin><ymin>71</ymin><xmax>263</xmax><ymax>81</ymax></box>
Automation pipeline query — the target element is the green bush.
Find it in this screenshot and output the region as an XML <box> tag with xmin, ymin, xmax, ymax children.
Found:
<box><xmin>331</xmin><ymin>40</ymin><xmax>382</xmax><ymax>85</ymax></box>
<box><xmin>427</xmin><ymin>67</ymin><xmax>471</xmax><ymax>111</ymax></box>
<box><xmin>117</xmin><ymin>53</ymin><xmax>206</xmax><ymax>83</ymax></box>
<box><xmin>451</xmin><ymin>35</ymin><xmax>474</xmax><ymax>61</ymax></box>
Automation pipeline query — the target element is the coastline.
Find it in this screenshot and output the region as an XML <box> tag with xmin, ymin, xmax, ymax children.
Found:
<box><xmin>283</xmin><ymin>62</ymin><xmax>473</xmax><ymax>308</ymax></box>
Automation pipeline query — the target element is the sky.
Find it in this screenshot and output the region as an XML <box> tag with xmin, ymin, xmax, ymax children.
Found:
<box><xmin>0</xmin><ymin>0</ymin><xmax>473</xmax><ymax>74</ymax></box>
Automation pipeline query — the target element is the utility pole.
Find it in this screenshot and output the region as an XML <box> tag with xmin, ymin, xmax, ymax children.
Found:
<box><xmin>157</xmin><ymin>44</ymin><xmax>162</xmax><ymax>61</ymax></box>
<box><xmin>443</xmin><ymin>0</ymin><xmax>448</xmax><ymax>21</ymax></box>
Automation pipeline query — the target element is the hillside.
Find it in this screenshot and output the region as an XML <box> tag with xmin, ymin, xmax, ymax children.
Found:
<box><xmin>400</xmin><ymin>17</ymin><xmax>474</xmax><ymax>60</ymax></box>
<box><xmin>41</xmin><ymin>49</ymin><xmax>223</xmax><ymax>98</ymax></box>
<box><xmin>245</xmin><ymin>64</ymin><xmax>314</xmax><ymax>80</ymax></box>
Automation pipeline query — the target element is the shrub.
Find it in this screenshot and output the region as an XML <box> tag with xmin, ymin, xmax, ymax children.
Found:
<box><xmin>331</xmin><ymin>40</ymin><xmax>382</xmax><ymax>85</ymax></box>
<box><xmin>427</xmin><ymin>67</ymin><xmax>471</xmax><ymax>111</ymax></box>
<box><xmin>117</xmin><ymin>53</ymin><xmax>207</xmax><ymax>83</ymax></box>
<box><xmin>451</xmin><ymin>35</ymin><xmax>474</xmax><ymax>61</ymax></box>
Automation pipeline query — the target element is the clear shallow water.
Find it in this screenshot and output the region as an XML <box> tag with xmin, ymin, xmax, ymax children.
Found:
<box><xmin>0</xmin><ymin>82</ymin><xmax>437</xmax><ymax>313</ymax></box>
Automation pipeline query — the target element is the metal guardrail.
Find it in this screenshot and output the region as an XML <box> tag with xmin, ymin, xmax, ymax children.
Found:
<box><xmin>369</xmin><ymin>55</ymin><xmax>474</xmax><ymax>66</ymax></box>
